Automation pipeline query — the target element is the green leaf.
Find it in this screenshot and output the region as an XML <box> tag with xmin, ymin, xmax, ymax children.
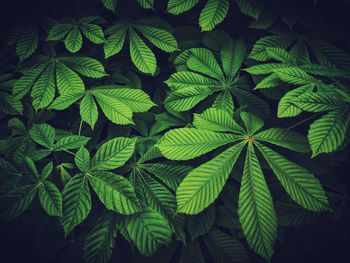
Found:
<box><xmin>187</xmin><ymin>48</ymin><xmax>224</xmax><ymax>80</ymax></box>
<box><xmin>60</xmin><ymin>57</ymin><xmax>107</xmax><ymax>78</ymax></box>
<box><xmin>39</xmin><ymin>181</ymin><xmax>63</xmax><ymax>217</ymax></box>
<box><xmin>167</xmin><ymin>0</ymin><xmax>200</xmax><ymax>15</ymax></box>
<box><xmin>158</xmin><ymin>128</ymin><xmax>238</xmax><ymax>160</ymax></box>
<box><xmin>81</xmin><ymin>24</ymin><xmax>105</xmax><ymax>44</ymax></box>
<box><xmin>31</xmin><ymin>62</ymin><xmax>56</xmax><ymax>110</ymax></box>
<box><xmin>278</xmin><ymin>85</ymin><xmax>314</xmax><ymax>118</ymax></box>
<box><xmin>104</xmin><ymin>26</ymin><xmax>127</xmax><ymax>58</ymax></box>
<box><xmin>48</xmin><ymin>91</ymin><xmax>85</xmax><ymax>110</ymax></box>
<box><xmin>92</xmin><ymin>88</ymin><xmax>155</xmax><ymax>112</ymax></box>
<box><xmin>75</xmin><ymin>146</ymin><xmax>90</xmax><ymax>172</ymax></box>
<box><xmin>308</xmin><ymin>109</ymin><xmax>350</xmax><ymax>157</ymax></box>
<box><xmin>62</xmin><ymin>173</ymin><xmax>91</xmax><ymax>236</ymax></box>
<box><xmin>90</xmin><ymin>137</ymin><xmax>136</xmax><ymax>171</ymax></box>
<box><xmin>266</xmin><ymin>47</ymin><xmax>297</xmax><ymax>64</ymax></box>
<box><xmin>220</xmin><ymin>39</ymin><xmax>246</xmax><ymax>81</ymax></box>
<box><xmin>199</xmin><ymin>0</ymin><xmax>229</xmax><ymax>31</ymax></box>
<box><xmin>272</xmin><ymin>67</ymin><xmax>316</xmax><ymax>85</ymax></box>
<box><xmin>187</xmin><ymin>205</ymin><xmax>215</xmax><ymax>240</ymax></box>
<box><xmin>93</xmin><ymin>90</ymin><xmax>134</xmax><ymax>125</ymax></box>
<box><xmin>16</xmin><ymin>27</ymin><xmax>38</xmax><ymax>61</ymax></box>
<box><xmin>136</xmin><ymin>26</ymin><xmax>179</xmax><ymax>52</ymax></box>
<box><xmin>83</xmin><ymin>212</ymin><xmax>118</xmax><ymax>263</ymax></box>
<box><xmin>236</xmin><ymin>0</ymin><xmax>262</xmax><ymax>19</ymax></box>
<box><xmin>193</xmin><ymin>108</ymin><xmax>245</xmax><ymax>134</ymax></box>
<box><xmin>30</xmin><ymin>123</ymin><xmax>55</xmax><ymax>149</ymax></box>
<box><xmin>0</xmin><ymin>184</ymin><xmax>39</xmax><ymax>221</ymax></box>
<box><xmin>126</xmin><ymin>207</ymin><xmax>172</xmax><ymax>256</ymax></box>
<box><xmin>41</xmin><ymin>162</ymin><xmax>54</xmax><ymax>180</ymax></box>
<box><xmin>129</xmin><ymin>29</ymin><xmax>157</xmax><ymax>75</ymax></box>
<box><xmin>176</xmin><ymin>142</ymin><xmax>244</xmax><ymax>214</ymax></box>
<box><xmin>212</xmin><ymin>90</ymin><xmax>234</xmax><ymax>114</ymax></box>
<box><xmin>164</xmin><ymin>86</ymin><xmax>214</xmax><ymax>111</ymax></box>
<box><xmin>238</xmin><ymin>143</ymin><xmax>277</xmax><ymax>261</ymax></box>
<box><xmin>255</xmin><ymin>142</ymin><xmax>329</xmax><ymax>212</ymax></box>
<box><xmin>54</xmin><ymin>135</ymin><xmax>90</xmax><ymax>151</ymax></box>
<box><xmin>65</xmin><ymin>26</ymin><xmax>83</xmax><ymax>53</ymax></box>
<box><xmin>138</xmin><ymin>0</ymin><xmax>154</xmax><ymax>9</ymax></box>
<box><xmin>88</xmin><ymin>171</ymin><xmax>141</xmax><ymax>214</ymax></box>
<box><xmin>80</xmin><ymin>92</ymin><xmax>99</xmax><ymax>129</ymax></box>
<box><xmin>55</xmin><ymin>61</ymin><xmax>85</xmax><ymax>94</ymax></box>
<box><xmin>47</xmin><ymin>23</ymin><xmax>72</xmax><ymax>41</ymax></box>
<box><xmin>204</xmin><ymin>229</ymin><xmax>249</xmax><ymax>262</ymax></box>
<box><xmin>101</xmin><ymin>0</ymin><xmax>117</xmax><ymax>12</ymax></box>
<box><xmin>164</xmin><ymin>71</ymin><xmax>220</xmax><ymax>91</ymax></box>
<box><xmin>249</xmin><ymin>34</ymin><xmax>292</xmax><ymax>61</ymax></box>
<box><xmin>240</xmin><ymin>111</ymin><xmax>264</xmax><ymax>135</ymax></box>
<box><xmin>255</xmin><ymin>128</ymin><xmax>310</xmax><ymax>152</ymax></box>
<box><xmin>292</xmin><ymin>92</ymin><xmax>346</xmax><ymax>112</ymax></box>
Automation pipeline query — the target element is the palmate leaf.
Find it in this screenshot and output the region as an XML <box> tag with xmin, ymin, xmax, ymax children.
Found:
<box><xmin>83</xmin><ymin>212</ymin><xmax>118</xmax><ymax>263</ymax></box>
<box><xmin>90</xmin><ymin>137</ymin><xmax>137</xmax><ymax>171</ymax></box>
<box><xmin>47</xmin><ymin>17</ymin><xmax>105</xmax><ymax>53</ymax></box>
<box><xmin>238</xmin><ymin>143</ymin><xmax>277</xmax><ymax>261</ymax></box>
<box><xmin>13</xmin><ymin>55</ymin><xmax>106</xmax><ymax>110</ymax></box>
<box><xmin>87</xmin><ymin>171</ymin><xmax>141</xmax><ymax>214</ymax></box>
<box><xmin>158</xmin><ymin>128</ymin><xmax>238</xmax><ymax>160</ymax></box>
<box><xmin>104</xmin><ymin>18</ymin><xmax>178</xmax><ymax>74</ymax></box>
<box><xmin>62</xmin><ymin>173</ymin><xmax>91</xmax><ymax>236</ymax></box>
<box><xmin>308</xmin><ymin>108</ymin><xmax>350</xmax><ymax>157</ymax></box>
<box><xmin>255</xmin><ymin>142</ymin><xmax>329</xmax><ymax>212</ymax></box>
<box><xmin>126</xmin><ymin>207</ymin><xmax>172</xmax><ymax>256</ymax></box>
<box><xmin>176</xmin><ymin>142</ymin><xmax>245</xmax><ymax>214</ymax></box>
<box><xmin>38</xmin><ymin>181</ymin><xmax>62</xmax><ymax>217</ymax></box>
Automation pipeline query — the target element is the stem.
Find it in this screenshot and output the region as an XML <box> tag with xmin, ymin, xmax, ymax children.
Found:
<box><xmin>78</xmin><ymin>119</ymin><xmax>83</xmax><ymax>136</ymax></box>
<box><xmin>64</xmin><ymin>149</ymin><xmax>75</xmax><ymax>156</ymax></box>
<box><xmin>286</xmin><ymin>113</ymin><xmax>321</xmax><ymax>130</ymax></box>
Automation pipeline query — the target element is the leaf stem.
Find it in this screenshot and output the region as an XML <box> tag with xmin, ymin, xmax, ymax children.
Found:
<box><xmin>78</xmin><ymin>119</ymin><xmax>83</xmax><ymax>136</ymax></box>
<box><xmin>286</xmin><ymin>113</ymin><xmax>322</xmax><ymax>130</ymax></box>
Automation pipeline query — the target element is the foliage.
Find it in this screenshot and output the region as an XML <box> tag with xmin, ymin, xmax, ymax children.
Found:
<box><xmin>0</xmin><ymin>0</ymin><xmax>349</xmax><ymax>262</ymax></box>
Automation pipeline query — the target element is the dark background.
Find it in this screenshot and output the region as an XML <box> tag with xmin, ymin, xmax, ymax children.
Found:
<box><xmin>0</xmin><ymin>0</ymin><xmax>350</xmax><ymax>262</ymax></box>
